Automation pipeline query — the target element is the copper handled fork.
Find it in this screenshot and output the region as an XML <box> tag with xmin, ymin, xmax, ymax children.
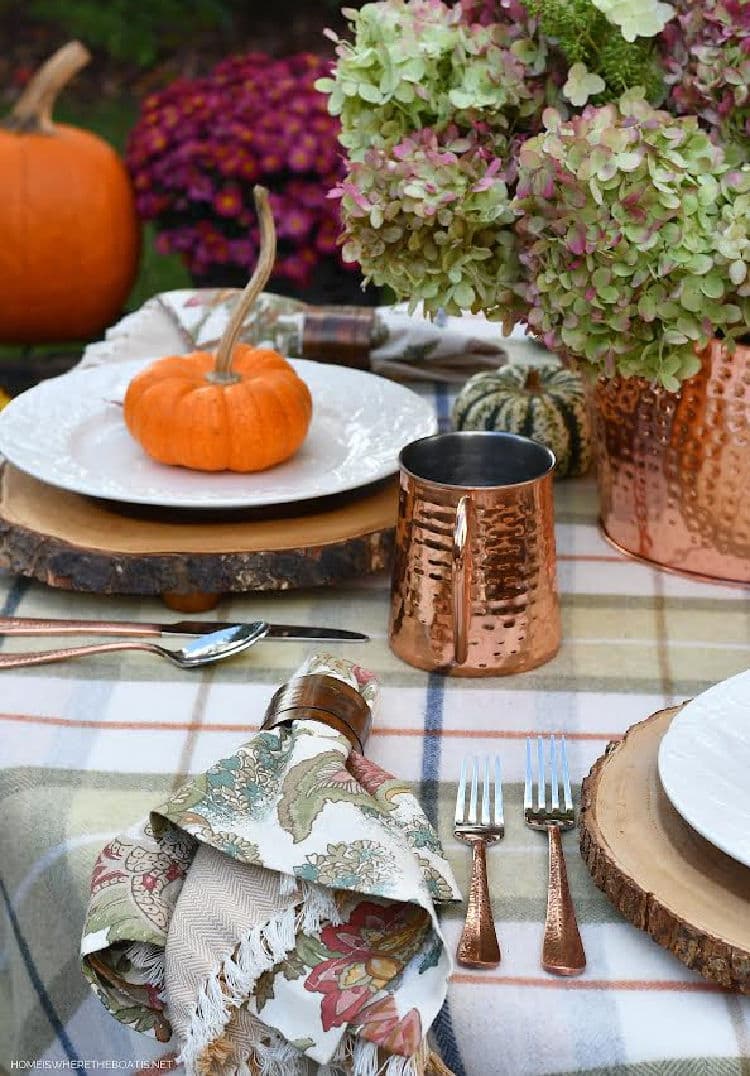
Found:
<box><xmin>454</xmin><ymin>755</ymin><xmax>503</xmax><ymax>968</ymax></box>
<box><xmin>525</xmin><ymin>735</ymin><xmax>586</xmax><ymax>975</ymax></box>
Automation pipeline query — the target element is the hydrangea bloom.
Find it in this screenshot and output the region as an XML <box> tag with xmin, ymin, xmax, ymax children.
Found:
<box><xmin>562</xmin><ymin>63</ymin><xmax>606</xmax><ymax>106</ymax></box>
<box><xmin>127</xmin><ymin>53</ymin><xmax>348</xmax><ymax>287</ymax></box>
<box><xmin>590</xmin><ymin>0</ymin><xmax>674</xmax><ymax>43</ymax></box>
<box><xmin>715</xmin><ymin>178</ymin><xmax>750</xmax><ymax>291</ymax></box>
<box><xmin>319</xmin><ymin>0</ymin><xmax>750</xmax><ymax>386</ymax></box>
<box><xmin>319</xmin><ymin>0</ymin><xmax>670</xmax><ymax>341</ymax></box>
<box><xmin>317</xmin><ymin>0</ymin><xmax>548</xmax><ymax>160</ymax></box>
<box><xmin>514</xmin><ymin>92</ymin><xmax>750</xmax><ymax>387</ymax></box>
<box><xmin>460</xmin><ymin>0</ymin><xmax>533</xmax><ymax>29</ymax></box>
<box><xmin>318</xmin><ymin>1</ymin><xmax>544</xmax><ymax>326</ymax></box>
<box><xmin>460</xmin><ymin>0</ymin><xmax>667</xmax><ymax>104</ymax></box>
<box><xmin>661</xmin><ymin>1</ymin><xmax>750</xmax><ymax>158</ymax></box>
<box><xmin>331</xmin><ymin>127</ymin><xmax>525</xmax><ymax>322</ymax></box>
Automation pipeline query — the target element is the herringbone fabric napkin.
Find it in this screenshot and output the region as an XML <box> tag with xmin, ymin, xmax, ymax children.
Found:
<box><xmin>81</xmin><ymin>654</ymin><xmax>460</xmax><ymax>1075</ymax></box>
<box><xmin>80</xmin><ymin>289</ymin><xmax>552</xmax><ymax>382</ymax></box>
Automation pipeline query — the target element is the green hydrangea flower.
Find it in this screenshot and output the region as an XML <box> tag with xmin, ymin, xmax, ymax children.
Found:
<box><xmin>316</xmin><ymin>0</ymin><xmax>542</xmax><ymax>161</ymax></box>
<box><xmin>591</xmin><ymin>0</ymin><xmax>674</xmax><ymax>43</ymax></box>
<box><xmin>563</xmin><ymin>63</ymin><xmax>606</xmax><ymax>106</ymax></box>
<box><xmin>332</xmin><ymin>127</ymin><xmax>525</xmax><ymax>322</ymax></box>
<box><xmin>715</xmin><ymin>177</ymin><xmax>750</xmax><ymax>292</ymax></box>
<box><xmin>515</xmin><ymin>90</ymin><xmax>750</xmax><ymax>388</ymax></box>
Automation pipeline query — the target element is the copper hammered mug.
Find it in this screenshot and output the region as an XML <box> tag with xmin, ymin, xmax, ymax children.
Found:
<box><xmin>388</xmin><ymin>431</ymin><xmax>561</xmax><ymax>676</ymax></box>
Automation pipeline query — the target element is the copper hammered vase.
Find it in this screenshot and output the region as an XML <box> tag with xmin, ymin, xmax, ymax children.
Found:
<box><xmin>591</xmin><ymin>339</ymin><xmax>750</xmax><ymax>583</ymax></box>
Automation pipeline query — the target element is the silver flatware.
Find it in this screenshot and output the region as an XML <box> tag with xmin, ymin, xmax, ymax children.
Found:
<box><xmin>524</xmin><ymin>735</ymin><xmax>586</xmax><ymax>976</ymax></box>
<box><xmin>454</xmin><ymin>754</ymin><xmax>504</xmax><ymax>968</ymax></box>
<box><xmin>0</xmin><ymin>623</ymin><xmax>271</xmax><ymax>671</ymax></box>
<box><xmin>0</xmin><ymin>615</ymin><xmax>368</xmax><ymax>642</ymax></box>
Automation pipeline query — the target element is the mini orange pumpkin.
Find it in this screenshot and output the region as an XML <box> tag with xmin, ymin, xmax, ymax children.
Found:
<box><xmin>124</xmin><ymin>186</ymin><xmax>312</xmax><ymax>473</ymax></box>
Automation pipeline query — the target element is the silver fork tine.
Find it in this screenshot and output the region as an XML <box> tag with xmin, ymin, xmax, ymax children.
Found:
<box><xmin>536</xmin><ymin>735</ymin><xmax>546</xmax><ymax>812</ymax></box>
<box><xmin>550</xmin><ymin>736</ymin><xmax>559</xmax><ymax>810</ymax></box>
<box><xmin>561</xmin><ymin>736</ymin><xmax>573</xmax><ymax>811</ymax></box>
<box><xmin>524</xmin><ymin>739</ymin><xmax>533</xmax><ymax>812</ymax></box>
<box><xmin>494</xmin><ymin>755</ymin><xmax>503</xmax><ymax>827</ymax></box>
<box><xmin>455</xmin><ymin>756</ymin><xmax>468</xmax><ymax>826</ymax></box>
<box><xmin>481</xmin><ymin>756</ymin><xmax>491</xmax><ymax>826</ymax></box>
<box><xmin>468</xmin><ymin>757</ymin><xmax>479</xmax><ymax>824</ymax></box>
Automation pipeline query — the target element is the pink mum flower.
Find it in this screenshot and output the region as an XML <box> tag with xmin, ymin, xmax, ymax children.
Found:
<box><xmin>126</xmin><ymin>51</ymin><xmax>349</xmax><ymax>287</ymax></box>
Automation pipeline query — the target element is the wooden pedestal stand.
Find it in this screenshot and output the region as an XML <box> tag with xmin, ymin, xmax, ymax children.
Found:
<box><xmin>580</xmin><ymin>706</ymin><xmax>750</xmax><ymax>992</ymax></box>
<box><xmin>0</xmin><ymin>463</ymin><xmax>396</xmax><ymax>610</ymax></box>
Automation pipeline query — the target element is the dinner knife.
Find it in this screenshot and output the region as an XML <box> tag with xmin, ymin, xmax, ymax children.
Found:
<box><xmin>0</xmin><ymin>616</ymin><xmax>368</xmax><ymax>641</ymax></box>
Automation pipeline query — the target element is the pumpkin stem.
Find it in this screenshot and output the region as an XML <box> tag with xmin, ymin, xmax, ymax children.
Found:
<box><xmin>3</xmin><ymin>41</ymin><xmax>90</xmax><ymax>134</ymax></box>
<box><xmin>211</xmin><ymin>185</ymin><xmax>277</xmax><ymax>383</ymax></box>
<box><xmin>524</xmin><ymin>367</ymin><xmax>543</xmax><ymax>394</ymax></box>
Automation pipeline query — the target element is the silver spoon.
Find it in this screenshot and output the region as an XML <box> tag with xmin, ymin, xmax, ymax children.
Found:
<box><xmin>0</xmin><ymin>623</ymin><xmax>270</xmax><ymax>670</ymax></box>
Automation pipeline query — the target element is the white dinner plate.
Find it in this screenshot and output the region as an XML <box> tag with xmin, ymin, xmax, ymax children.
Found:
<box><xmin>0</xmin><ymin>358</ymin><xmax>436</xmax><ymax>509</ymax></box>
<box><xmin>658</xmin><ymin>668</ymin><xmax>750</xmax><ymax>867</ymax></box>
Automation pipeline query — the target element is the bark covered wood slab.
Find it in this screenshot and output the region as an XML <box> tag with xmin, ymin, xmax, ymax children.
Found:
<box><xmin>0</xmin><ymin>462</ymin><xmax>396</xmax><ymax>597</ymax></box>
<box><xmin>580</xmin><ymin>705</ymin><xmax>750</xmax><ymax>992</ymax></box>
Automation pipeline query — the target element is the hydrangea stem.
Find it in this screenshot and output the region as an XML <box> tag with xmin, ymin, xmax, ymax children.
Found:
<box><xmin>211</xmin><ymin>185</ymin><xmax>277</xmax><ymax>383</ymax></box>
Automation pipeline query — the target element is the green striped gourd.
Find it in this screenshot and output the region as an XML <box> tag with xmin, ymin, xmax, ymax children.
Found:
<box><xmin>452</xmin><ymin>362</ymin><xmax>592</xmax><ymax>478</ymax></box>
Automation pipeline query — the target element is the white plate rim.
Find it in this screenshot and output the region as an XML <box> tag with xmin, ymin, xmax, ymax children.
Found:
<box><xmin>658</xmin><ymin>668</ymin><xmax>750</xmax><ymax>867</ymax></box>
<box><xmin>0</xmin><ymin>357</ymin><xmax>437</xmax><ymax>510</ymax></box>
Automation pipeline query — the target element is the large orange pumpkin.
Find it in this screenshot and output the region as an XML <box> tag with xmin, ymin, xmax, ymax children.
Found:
<box><xmin>0</xmin><ymin>42</ymin><xmax>140</xmax><ymax>344</ymax></box>
<box><xmin>124</xmin><ymin>186</ymin><xmax>313</xmax><ymax>473</ymax></box>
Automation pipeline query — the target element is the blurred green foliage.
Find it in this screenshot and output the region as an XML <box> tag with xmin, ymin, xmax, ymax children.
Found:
<box><xmin>16</xmin><ymin>0</ymin><xmax>236</xmax><ymax>67</ymax></box>
<box><xmin>3</xmin><ymin>0</ymin><xmax>366</xmax><ymax>68</ymax></box>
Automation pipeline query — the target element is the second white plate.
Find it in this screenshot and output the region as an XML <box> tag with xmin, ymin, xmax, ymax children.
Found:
<box><xmin>0</xmin><ymin>358</ymin><xmax>436</xmax><ymax>509</ymax></box>
<box><xmin>658</xmin><ymin>668</ymin><xmax>750</xmax><ymax>868</ymax></box>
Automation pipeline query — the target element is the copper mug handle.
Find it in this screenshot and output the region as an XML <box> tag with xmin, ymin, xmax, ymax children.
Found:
<box><xmin>452</xmin><ymin>495</ymin><xmax>473</xmax><ymax>666</ymax></box>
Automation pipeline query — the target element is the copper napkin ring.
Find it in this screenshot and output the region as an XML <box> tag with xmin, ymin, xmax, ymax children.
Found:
<box><xmin>301</xmin><ymin>308</ymin><xmax>376</xmax><ymax>371</ymax></box>
<box><xmin>261</xmin><ymin>674</ymin><xmax>372</xmax><ymax>753</ymax></box>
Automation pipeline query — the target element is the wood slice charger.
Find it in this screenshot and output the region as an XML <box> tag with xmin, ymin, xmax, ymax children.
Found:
<box><xmin>0</xmin><ymin>187</ymin><xmax>397</xmax><ymax>611</ymax></box>
<box><xmin>0</xmin><ymin>466</ymin><xmax>396</xmax><ymax>611</ymax></box>
<box><xmin>580</xmin><ymin>706</ymin><xmax>750</xmax><ymax>992</ymax></box>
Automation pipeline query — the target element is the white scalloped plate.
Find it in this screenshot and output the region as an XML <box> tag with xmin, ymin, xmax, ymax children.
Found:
<box><xmin>0</xmin><ymin>358</ymin><xmax>436</xmax><ymax>509</ymax></box>
<box><xmin>658</xmin><ymin>668</ymin><xmax>750</xmax><ymax>867</ymax></box>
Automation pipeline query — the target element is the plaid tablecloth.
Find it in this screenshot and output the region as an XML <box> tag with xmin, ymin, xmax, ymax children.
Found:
<box><xmin>2</xmin><ymin>378</ymin><xmax>750</xmax><ymax>1075</ymax></box>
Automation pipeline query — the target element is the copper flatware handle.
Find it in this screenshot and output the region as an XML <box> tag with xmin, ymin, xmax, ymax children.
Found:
<box><xmin>542</xmin><ymin>825</ymin><xmax>586</xmax><ymax>975</ymax></box>
<box><xmin>457</xmin><ymin>838</ymin><xmax>501</xmax><ymax>968</ymax></box>
<box><xmin>0</xmin><ymin>641</ymin><xmax>154</xmax><ymax>668</ymax></box>
<box><xmin>0</xmin><ymin>616</ymin><xmax>163</xmax><ymax>637</ymax></box>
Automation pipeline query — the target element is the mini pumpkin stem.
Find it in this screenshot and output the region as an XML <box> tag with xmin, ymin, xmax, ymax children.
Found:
<box><xmin>3</xmin><ymin>41</ymin><xmax>90</xmax><ymax>134</ymax></box>
<box><xmin>524</xmin><ymin>366</ymin><xmax>543</xmax><ymax>394</ymax></box>
<box><xmin>211</xmin><ymin>185</ymin><xmax>277</xmax><ymax>384</ymax></box>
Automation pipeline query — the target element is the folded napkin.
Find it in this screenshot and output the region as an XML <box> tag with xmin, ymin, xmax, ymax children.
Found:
<box><xmin>80</xmin><ymin>289</ymin><xmax>551</xmax><ymax>382</ymax></box>
<box><xmin>81</xmin><ymin>655</ymin><xmax>460</xmax><ymax>1075</ymax></box>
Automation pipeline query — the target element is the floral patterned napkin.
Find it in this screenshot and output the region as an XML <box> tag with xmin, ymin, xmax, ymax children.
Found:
<box><xmin>81</xmin><ymin>655</ymin><xmax>460</xmax><ymax>1075</ymax></box>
